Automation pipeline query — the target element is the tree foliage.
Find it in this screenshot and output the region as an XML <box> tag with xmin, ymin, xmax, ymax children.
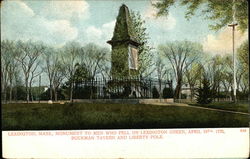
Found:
<box><xmin>162</xmin><ymin>87</ymin><xmax>174</xmax><ymax>98</ymax></box>
<box><xmin>196</xmin><ymin>76</ymin><xmax>213</xmax><ymax>104</ymax></box>
<box><xmin>130</xmin><ymin>11</ymin><xmax>154</xmax><ymax>77</ymax></box>
<box><xmin>153</xmin><ymin>0</ymin><xmax>248</xmax><ymax>32</ymax></box>
<box><xmin>237</xmin><ymin>40</ymin><xmax>249</xmax><ymax>93</ymax></box>
<box><xmin>14</xmin><ymin>40</ymin><xmax>45</xmax><ymax>102</ymax></box>
<box><xmin>184</xmin><ymin>63</ymin><xmax>204</xmax><ymax>100</ymax></box>
<box><xmin>79</xmin><ymin>43</ymin><xmax>110</xmax><ymax>79</ymax></box>
<box><xmin>1</xmin><ymin>40</ymin><xmax>19</xmax><ymax>102</ymax></box>
<box><xmin>152</xmin><ymin>86</ymin><xmax>160</xmax><ymax>98</ymax></box>
<box><xmin>237</xmin><ymin>40</ymin><xmax>249</xmax><ymax>70</ymax></box>
<box><xmin>158</xmin><ymin>41</ymin><xmax>202</xmax><ymax>99</ymax></box>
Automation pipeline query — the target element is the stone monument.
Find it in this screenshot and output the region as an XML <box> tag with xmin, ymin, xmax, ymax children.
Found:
<box><xmin>107</xmin><ymin>4</ymin><xmax>140</xmax><ymax>78</ymax></box>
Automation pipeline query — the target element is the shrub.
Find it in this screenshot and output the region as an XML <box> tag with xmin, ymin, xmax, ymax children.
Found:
<box><xmin>181</xmin><ymin>93</ymin><xmax>187</xmax><ymax>99</ymax></box>
<box><xmin>152</xmin><ymin>86</ymin><xmax>160</xmax><ymax>98</ymax></box>
<box><xmin>123</xmin><ymin>85</ymin><xmax>131</xmax><ymax>97</ymax></box>
<box><xmin>162</xmin><ymin>87</ymin><xmax>173</xmax><ymax>98</ymax></box>
<box><xmin>196</xmin><ymin>78</ymin><xmax>213</xmax><ymax>104</ymax></box>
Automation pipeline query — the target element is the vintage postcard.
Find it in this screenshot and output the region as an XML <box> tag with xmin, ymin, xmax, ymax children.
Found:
<box><xmin>1</xmin><ymin>0</ymin><xmax>249</xmax><ymax>158</ymax></box>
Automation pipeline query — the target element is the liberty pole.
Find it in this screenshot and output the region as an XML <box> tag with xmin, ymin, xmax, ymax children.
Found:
<box><xmin>228</xmin><ymin>23</ymin><xmax>238</xmax><ymax>102</ymax></box>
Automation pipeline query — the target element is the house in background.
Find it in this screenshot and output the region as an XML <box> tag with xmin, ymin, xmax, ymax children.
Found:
<box><xmin>180</xmin><ymin>84</ymin><xmax>198</xmax><ymax>100</ymax></box>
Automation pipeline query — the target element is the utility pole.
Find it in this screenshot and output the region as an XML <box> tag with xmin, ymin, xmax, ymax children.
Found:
<box><xmin>228</xmin><ymin>0</ymin><xmax>237</xmax><ymax>102</ymax></box>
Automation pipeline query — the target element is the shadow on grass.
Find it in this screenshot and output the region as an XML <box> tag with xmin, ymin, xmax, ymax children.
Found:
<box><xmin>2</xmin><ymin>102</ymin><xmax>249</xmax><ymax>130</ymax></box>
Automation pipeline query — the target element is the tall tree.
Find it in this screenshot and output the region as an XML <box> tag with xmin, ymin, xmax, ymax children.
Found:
<box><xmin>237</xmin><ymin>40</ymin><xmax>249</xmax><ymax>94</ymax></box>
<box><xmin>153</xmin><ymin>0</ymin><xmax>248</xmax><ymax>32</ymax></box>
<box><xmin>78</xmin><ymin>43</ymin><xmax>109</xmax><ymax>99</ymax></box>
<box><xmin>43</xmin><ymin>46</ymin><xmax>59</xmax><ymax>101</ymax></box>
<box><xmin>218</xmin><ymin>54</ymin><xmax>244</xmax><ymax>100</ymax></box>
<box><xmin>155</xmin><ymin>57</ymin><xmax>168</xmax><ymax>98</ymax></box>
<box><xmin>52</xmin><ymin>60</ymin><xmax>66</xmax><ymax>102</ymax></box>
<box><xmin>237</xmin><ymin>40</ymin><xmax>249</xmax><ymax>69</ymax></box>
<box><xmin>61</xmin><ymin>41</ymin><xmax>80</xmax><ymax>102</ymax></box>
<box><xmin>130</xmin><ymin>11</ymin><xmax>154</xmax><ymax>77</ymax></box>
<box><xmin>159</xmin><ymin>41</ymin><xmax>202</xmax><ymax>99</ymax></box>
<box><xmin>205</xmin><ymin>55</ymin><xmax>225</xmax><ymax>101</ymax></box>
<box><xmin>1</xmin><ymin>40</ymin><xmax>19</xmax><ymax>103</ymax></box>
<box><xmin>184</xmin><ymin>63</ymin><xmax>204</xmax><ymax>101</ymax></box>
<box><xmin>196</xmin><ymin>75</ymin><xmax>213</xmax><ymax>104</ymax></box>
<box><xmin>14</xmin><ymin>41</ymin><xmax>45</xmax><ymax>103</ymax></box>
<box><xmin>29</xmin><ymin>61</ymin><xmax>43</xmax><ymax>101</ymax></box>
<box><xmin>79</xmin><ymin>43</ymin><xmax>109</xmax><ymax>80</ymax></box>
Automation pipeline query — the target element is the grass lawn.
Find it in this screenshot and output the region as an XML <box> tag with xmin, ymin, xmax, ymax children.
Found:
<box><xmin>188</xmin><ymin>102</ymin><xmax>249</xmax><ymax>113</ymax></box>
<box><xmin>2</xmin><ymin>102</ymin><xmax>249</xmax><ymax>130</ymax></box>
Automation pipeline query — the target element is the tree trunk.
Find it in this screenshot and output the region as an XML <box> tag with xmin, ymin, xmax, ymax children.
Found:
<box><xmin>29</xmin><ymin>80</ymin><xmax>33</xmax><ymax>102</ymax></box>
<box><xmin>49</xmin><ymin>83</ymin><xmax>53</xmax><ymax>101</ymax></box>
<box><xmin>9</xmin><ymin>84</ymin><xmax>12</xmax><ymax>103</ymax></box>
<box><xmin>26</xmin><ymin>79</ymin><xmax>29</xmax><ymax>103</ymax></box>
<box><xmin>54</xmin><ymin>89</ymin><xmax>58</xmax><ymax>102</ymax></box>
<box><xmin>9</xmin><ymin>73</ymin><xmax>13</xmax><ymax>102</ymax></box>
<box><xmin>159</xmin><ymin>79</ymin><xmax>162</xmax><ymax>99</ymax></box>
<box><xmin>70</xmin><ymin>82</ymin><xmax>73</xmax><ymax>103</ymax></box>
<box><xmin>2</xmin><ymin>75</ymin><xmax>8</xmax><ymax>104</ymax></box>
<box><xmin>53</xmin><ymin>86</ymin><xmax>58</xmax><ymax>102</ymax></box>
<box><xmin>217</xmin><ymin>82</ymin><xmax>220</xmax><ymax>102</ymax></box>
<box><xmin>3</xmin><ymin>90</ymin><xmax>7</xmax><ymax>104</ymax></box>
<box><xmin>190</xmin><ymin>86</ymin><xmax>193</xmax><ymax>101</ymax></box>
<box><xmin>14</xmin><ymin>85</ymin><xmax>17</xmax><ymax>102</ymax></box>
<box><xmin>175</xmin><ymin>78</ymin><xmax>182</xmax><ymax>99</ymax></box>
<box><xmin>90</xmin><ymin>79</ymin><xmax>93</xmax><ymax>99</ymax></box>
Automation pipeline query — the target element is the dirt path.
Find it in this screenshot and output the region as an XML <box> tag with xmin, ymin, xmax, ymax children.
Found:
<box><xmin>150</xmin><ymin>103</ymin><xmax>250</xmax><ymax>116</ymax></box>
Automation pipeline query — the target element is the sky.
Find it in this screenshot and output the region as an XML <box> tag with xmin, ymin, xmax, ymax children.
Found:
<box><xmin>1</xmin><ymin>0</ymin><xmax>248</xmax><ymax>56</ymax></box>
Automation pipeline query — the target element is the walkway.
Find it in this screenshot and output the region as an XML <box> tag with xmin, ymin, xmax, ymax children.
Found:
<box><xmin>150</xmin><ymin>103</ymin><xmax>250</xmax><ymax>116</ymax></box>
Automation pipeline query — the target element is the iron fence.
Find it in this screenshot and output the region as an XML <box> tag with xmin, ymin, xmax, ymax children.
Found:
<box><xmin>73</xmin><ymin>77</ymin><xmax>173</xmax><ymax>99</ymax></box>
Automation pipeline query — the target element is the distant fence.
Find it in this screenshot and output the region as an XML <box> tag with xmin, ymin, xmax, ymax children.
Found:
<box><xmin>73</xmin><ymin>77</ymin><xmax>173</xmax><ymax>99</ymax></box>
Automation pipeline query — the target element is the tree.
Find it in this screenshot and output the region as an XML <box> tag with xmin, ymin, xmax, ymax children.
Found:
<box><xmin>52</xmin><ymin>60</ymin><xmax>66</xmax><ymax>101</ymax></box>
<box><xmin>78</xmin><ymin>43</ymin><xmax>109</xmax><ymax>99</ymax></box>
<box><xmin>61</xmin><ymin>41</ymin><xmax>80</xmax><ymax>102</ymax></box>
<box><xmin>155</xmin><ymin>57</ymin><xmax>168</xmax><ymax>98</ymax></box>
<box><xmin>14</xmin><ymin>41</ymin><xmax>45</xmax><ymax>103</ymax></box>
<box><xmin>162</xmin><ymin>87</ymin><xmax>174</xmax><ymax>98</ymax></box>
<box><xmin>71</xmin><ymin>64</ymin><xmax>89</xmax><ymax>99</ymax></box>
<box><xmin>237</xmin><ymin>40</ymin><xmax>249</xmax><ymax>95</ymax></box>
<box><xmin>158</xmin><ymin>41</ymin><xmax>202</xmax><ymax>99</ymax></box>
<box><xmin>1</xmin><ymin>40</ymin><xmax>19</xmax><ymax>103</ymax></box>
<box><xmin>196</xmin><ymin>76</ymin><xmax>213</xmax><ymax>104</ymax></box>
<box><xmin>205</xmin><ymin>55</ymin><xmax>226</xmax><ymax>101</ymax></box>
<box><xmin>153</xmin><ymin>0</ymin><xmax>248</xmax><ymax>32</ymax></box>
<box><xmin>130</xmin><ymin>11</ymin><xmax>154</xmax><ymax>77</ymax></box>
<box><xmin>73</xmin><ymin>64</ymin><xmax>89</xmax><ymax>82</ymax></box>
<box><xmin>222</xmin><ymin>54</ymin><xmax>245</xmax><ymax>100</ymax></box>
<box><xmin>152</xmin><ymin>86</ymin><xmax>160</xmax><ymax>98</ymax></box>
<box><xmin>184</xmin><ymin>63</ymin><xmax>204</xmax><ymax>101</ymax></box>
<box><xmin>43</xmin><ymin>47</ymin><xmax>67</xmax><ymax>102</ymax></box>
<box><xmin>29</xmin><ymin>61</ymin><xmax>43</xmax><ymax>101</ymax></box>
<box><xmin>237</xmin><ymin>40</ymin><xmax>249</xmax><ymax>69</ymax></box>
<box><xmin>79</xmin><ymin>43</ymin><xmax>109</xmax><ymax>79</ymax></box>
<box><xmin>43</xmin><ymin>46</ymin><xmax>58</xmax><ymax>100</ymax></box>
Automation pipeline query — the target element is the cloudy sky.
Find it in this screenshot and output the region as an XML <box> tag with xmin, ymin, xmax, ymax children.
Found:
<box><xmin>1</xmin><ymin>0</ymin><xmax>248</xmax><ymax>56</ymax></box>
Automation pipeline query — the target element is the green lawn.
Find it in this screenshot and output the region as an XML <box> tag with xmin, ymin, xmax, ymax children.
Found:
<box><xmin>188</xmin><ymin>102</ymin><xmax>249</xmax><ymax>113</ymax></box>
<box><xmin>2</xmin><ymin>102</ymin><xmax>249</xmax><ymax>130</ymax></box>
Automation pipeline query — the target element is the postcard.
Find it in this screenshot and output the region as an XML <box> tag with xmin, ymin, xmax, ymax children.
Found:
<box><xmin>1</xmin><ymin>0</ymin><xmax>249</xmax><ymax>158</ymax></box>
